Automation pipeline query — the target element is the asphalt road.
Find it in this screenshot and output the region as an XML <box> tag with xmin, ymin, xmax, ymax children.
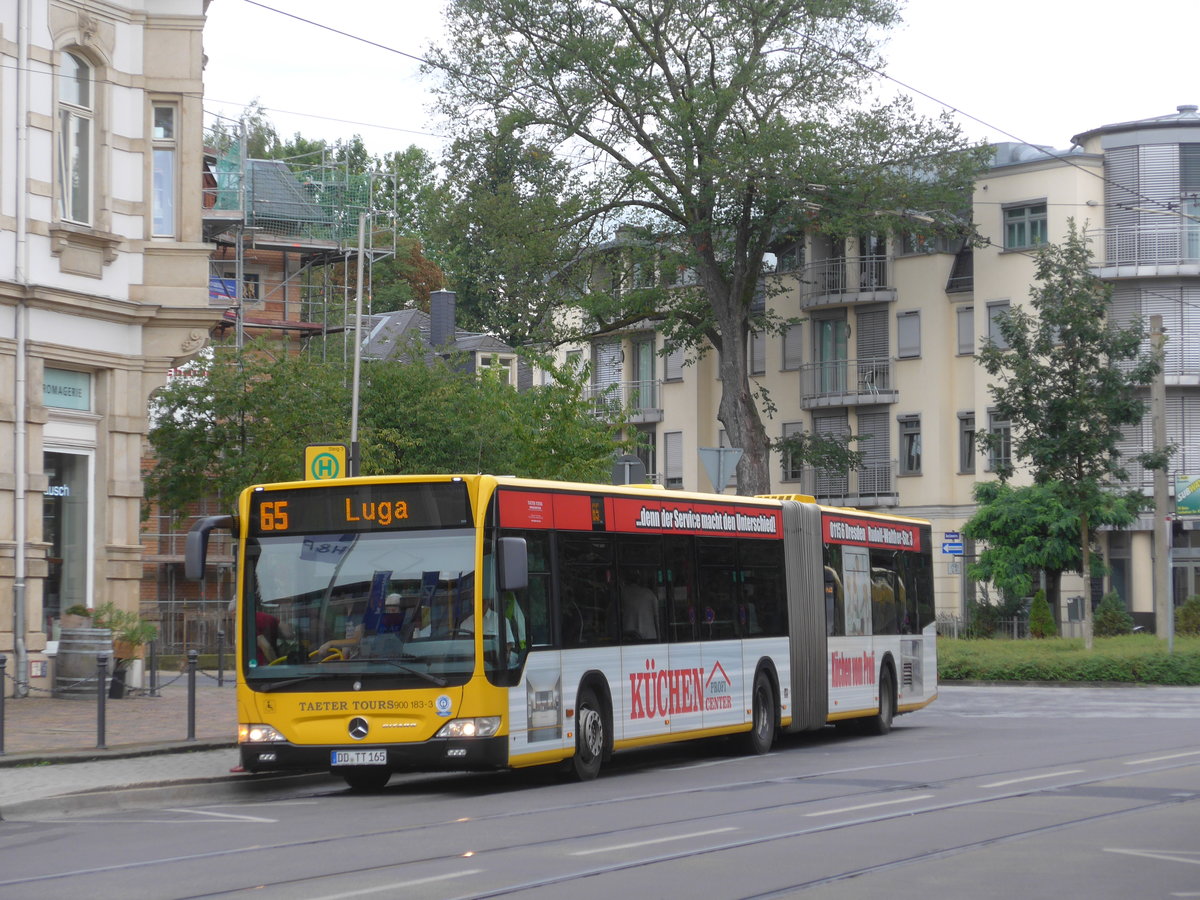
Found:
<box><xmin>1</xmin><ymin>684</ymin><xmax>1198</xmax><ymax>900</ymax></box>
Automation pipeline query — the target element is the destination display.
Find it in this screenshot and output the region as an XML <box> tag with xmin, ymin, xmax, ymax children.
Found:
<box><xmin>248</xmin><ymin>481</ymin><xmax>472</xmax><ymax>536</ymax></box>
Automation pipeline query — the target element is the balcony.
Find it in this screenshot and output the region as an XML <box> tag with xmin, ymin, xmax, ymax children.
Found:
<box><xmin>799</xmin><ymin>357</ymin><xmax>897</xmax><ymax>409</ymax></box>
<box><xmin>584</xmin><ymin>379</ymin><xmax>663</xmax><ymax>423</ymax></box>
<box><xmin>1091</xmin><ymin>224</ymin><xmax>1200</xmax><ymax>278</ymax></box>
<box><xmin>798</xmin><ymin>255</ymin><xmax>895</xmax><ymax>308</ymax></box>
<box><xmin>786</xmin><ymin>460</ymin><xmax>899</xmax><ymax>508</ymax></box>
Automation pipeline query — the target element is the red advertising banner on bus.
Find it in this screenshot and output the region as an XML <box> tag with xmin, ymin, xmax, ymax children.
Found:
<box><xmin>822</xmin><ymin>512</ymin><xmax>922</xmax><ymax>552</ymax></box>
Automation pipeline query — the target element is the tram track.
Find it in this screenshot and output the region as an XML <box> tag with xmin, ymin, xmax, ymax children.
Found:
<box><xmin>2</xmin><ymin>738</ymin><xmax>1197</xmax><ymax>897</ymax></box>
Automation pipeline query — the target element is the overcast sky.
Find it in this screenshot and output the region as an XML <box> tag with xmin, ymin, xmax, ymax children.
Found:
<box><xmin>202</xmin><ymin>0</ymin><xmax>1197</xmax><ymax>158</ymax></box>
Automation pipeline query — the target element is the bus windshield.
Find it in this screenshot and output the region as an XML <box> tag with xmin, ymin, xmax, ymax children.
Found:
<box><xmin>244</xmin><ymin>528</ymin><xmax>478</xmax><ymax>688</ymax></box>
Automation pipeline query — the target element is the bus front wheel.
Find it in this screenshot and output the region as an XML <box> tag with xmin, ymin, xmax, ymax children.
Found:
<box><xmin>341</xmin><ymin>767</ymin><xmax>391</xmax><ymax>791</ymax></box>
<box><xmin>744</xmin><ymin>671</ymin><xmax>776</xmax><ymax>755</ymax></box>
<box><xmin>571</xmin><ymin>685</ymin><xmax>605</xmax><ymax>780</ymax></box>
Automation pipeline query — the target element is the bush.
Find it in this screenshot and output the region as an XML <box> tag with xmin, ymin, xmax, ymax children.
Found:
<box><xmin>1092</xmin><ymin>591</ymin><xmax>1135</xmax><ymax>637</ymax></box>
<box><xmin>1028</xmin><ymin>589</ymin><xmax>1057</xmax><ymax>638</ymax></box>
<box><xmin>1177</xmin><ymin>596</ymin><xmax>1200</xmax><ymax>636</ymax></box>
<box><xmin>938</xmin><ymin>634</ymin><xmax>1200</xmax><ymax>684</ymax></box>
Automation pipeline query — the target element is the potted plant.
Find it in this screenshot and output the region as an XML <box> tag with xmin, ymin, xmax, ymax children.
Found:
<box><xmin>60</xmin><ymin>603</ymin><xmax>93</xmax><ymax>629</ymax></box>
<box><xmin>92</xmin><ymin>603</ymin><xmax>159</xmax><ymax>697</ymax></box>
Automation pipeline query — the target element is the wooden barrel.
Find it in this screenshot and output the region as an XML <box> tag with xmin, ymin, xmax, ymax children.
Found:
<box><xmin>54</xmin><ymin>627</ymin><xmax>113</xmax><ymax>698</ymax></box>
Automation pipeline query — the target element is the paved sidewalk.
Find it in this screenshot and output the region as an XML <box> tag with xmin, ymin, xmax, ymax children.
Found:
<box><xmin>0</xmin><ymin>667</ymin><xmax>251</xmax><ymax>817</ymax></box>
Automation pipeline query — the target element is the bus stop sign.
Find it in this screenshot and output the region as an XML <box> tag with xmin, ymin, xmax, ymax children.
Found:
<box><xmin>305</xmin><ymin>444</ymin><xmax>347</xmax><ymax>481</ymax></box>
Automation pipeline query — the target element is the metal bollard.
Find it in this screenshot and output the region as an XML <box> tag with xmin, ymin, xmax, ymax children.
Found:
<box><xmin>217</xmin><ymin>629</ymin><xmax>225</xmax><ymax>687</ymax></box>
<box><xmin>96</xmin><ymin>654</ymin><xmax>108</xmax><ymax>750</ymax></box>
<box><xmin>0</xmin><ymin>654</ymin><xmax>7</xmax><ymax>756</ymax></box>
<box><xmin>149</xmin><ymin>639</ymin><xmax>159</xmax><ymax>697</ymax></box>
<box><xmin>186</xmin><ymin>649</ymin><xmax>197</xmax><ymax>742</ymax></box>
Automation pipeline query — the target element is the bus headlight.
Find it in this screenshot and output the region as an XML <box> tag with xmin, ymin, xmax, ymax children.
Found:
<box><xmin>239</xmin><ymin>723</ymin><xmax>287</xmax><ymax>743</ymax></box>
<box><xmin>435</xmin><ymin>717</ymin><xmax>501</xmax><ymax>739</ymax></box>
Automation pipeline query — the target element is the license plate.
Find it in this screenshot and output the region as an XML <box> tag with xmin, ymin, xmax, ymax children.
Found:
<box><xmin>331</xmin><ymin>750</ymin><xmax>387</xmax><ymax>766</ymax></box>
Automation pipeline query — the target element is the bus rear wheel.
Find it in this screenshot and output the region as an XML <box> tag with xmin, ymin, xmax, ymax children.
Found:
<box><xmin>864</xmin><ymin>666</ymin><xmax>895</xmax><ymax>736</ymax></box>
<box><xmin>744</xmin><ymin>671</ymin><xmax>776</xmax><ymax>755</ymax></box>
<box><xmin>341</xmin><ymin>767</ymin><xmax>391</xmax><ymax>791</ymax></box>
<box><xmin>571</xmin><ymin>685</ymin><xmax>605</xmax><ymax>781</ymax></box>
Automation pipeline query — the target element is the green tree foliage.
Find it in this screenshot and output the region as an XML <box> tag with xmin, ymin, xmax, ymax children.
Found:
<box><xmin>359</xmin><ymin>349</ymin><xmax>627</xmax><ymax>481</ymax></box>
<box><xmin>146</xmin><ymin>340</ymin><xmax>352</xmax><ymax>515</ymax></box>
<box><xmin>1093</xmin><ymin>592</ymin><xmax>1135</xmax><ymax>637</ymax></box>
<box><xmin>429</xmin><ymin>0</ymin><xmax>987</xmax><ymax>494</ymax></box>
<box><xmin>430</xmin><ymin>127</ymin><xmax>592</xmax><ymax>345</ymax></box>
<box><xmin>146</xmin><ymin>341</ymin><xmax>625</xmax><ymax>515</ymax></box>
<box><xmin>1028</xmin><ymin>590</ymin><xmax>1057</xmax><ymax>639</ymax></box>
<box><xmin>1177</xmin><ymin>596</ymin><xmax>1200</xmax><ymax>636</ymax></box>
<box><xmin>771</xmin><ymin>430</ymin><xmax>865</xmax><ymax>488</ymax></box>
<box><xmin>977</xmin><ymin>221</ymin><xmax>1160</xmax><ymax>642</ymax></box>
<box><xmin>963</xmin><ymin>481</ymin><xmax>1140</xmax><ymax>616</ymax></box>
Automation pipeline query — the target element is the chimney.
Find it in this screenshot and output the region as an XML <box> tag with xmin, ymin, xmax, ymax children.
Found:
<box><xmin>429</xmin><ymin>290</ymin><xmax>456</xmax><ymax>350</ymax></box>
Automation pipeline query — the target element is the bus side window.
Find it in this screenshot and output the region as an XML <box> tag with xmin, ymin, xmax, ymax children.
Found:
<box><xmin>664</xmin><ymin>536</ymin><xmax>696</xmax><ymax>643</ymax></box>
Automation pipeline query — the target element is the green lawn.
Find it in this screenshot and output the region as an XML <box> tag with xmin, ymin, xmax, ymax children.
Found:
<box><xmin>938</xmin><ymin>634</ymin><xmax>1200</xmax><ymax>685</ymax></box>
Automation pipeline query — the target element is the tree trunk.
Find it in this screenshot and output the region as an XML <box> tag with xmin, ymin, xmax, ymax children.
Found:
<box><xmin>717</xmin><ymin>351</ymin><xmax>771</xmax><ymax>497</ymax></box>
<box><xmin>1080</xmin><ymin>512</ymin><xmax>1094</xmax><ymax>649</ymax></box>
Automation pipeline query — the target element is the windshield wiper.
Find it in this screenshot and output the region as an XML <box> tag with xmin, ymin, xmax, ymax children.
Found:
<box><xmin>369</xmin><ymin>657</ymin><xmax>447</xmax><ymax>686</ymax></box>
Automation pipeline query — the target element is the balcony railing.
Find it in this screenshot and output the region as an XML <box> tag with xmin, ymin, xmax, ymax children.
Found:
<box><xmin>798</xmin><ymin>255</ymin><xmax>893</xmax><ymax>307</ymax></box>
<box><xmin>584</xmin><ymin>379</ymin><xmax>663</xmax><ymax>422</ymax></box>
<box><xmin>785</xmin><ymin>459</ymin><xmax>898</xmax><ymax>507</ymax></box>
<box><xmin>799</xmin><ymin>356</ymin><xmax>896</xmax><ymax>407</ymax></box>
<box><xmin>1091</xmin><ymin>224</ymin><xmax>1200</xmax><ymax>271</ymax></box>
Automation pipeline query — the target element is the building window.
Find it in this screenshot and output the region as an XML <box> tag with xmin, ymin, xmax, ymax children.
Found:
<box><xmin>749</xmin><ymin>330</ymin><xmax>765</xmax><ymax>375</ymax></box>
<box><xmin>152</xmin><ymin>104</ymin><xmax>177</xmax><ymax>237</ymax></box>
<box><xmin>897</xmin><ymin>310</ymin><xmax>920</xmax><ymax>359</ymax></box>
<box><xmin>1004</xmin><ymin>202</ymin><xmax>1047</xmax><ymax>249</ymax></box>
<box><xmin>664</xmin><ymin>431</ymin><xmax>683</xmax><ymax>489</ymax></box>
<box><xmin>988</xmin><ymin>412</ymin><xmax>1011</xmax><ymax>473</ymax></box>
<box><xmin>781</xmin><ymin>422</ymin><xmax>804</xmax><ymax>482</ymax></box>
<box><xmin>43</xmin><ymin>450</ymin><xmax>93</xmax><ymax>628</ymax></box>
<box><xmin>899</xmin><ymin>415</ymin><xmax>921</xmax><ymax>475</ymax></box>
<box><xmin>479</xmin><ymin>354</ymin><xmax>515</xmax><ymax>385</ymax></box>
<box><xmin>58</xmin><ymin>51</ymin><xmax>94</xmax><ymax>225</ymax></box>
<box><xmin>781</xmin><ymin>323</ymin><xmax>802</xmax><ymax>371</ymax></box>
<box><xmin>664</xmin><ymin>346</ymin><xmax>684</xmax><ymax>381</ymax></box>
<box><xmin>956</xmin><ymin>305</ymin><xmax>974</xmax><ymax>355</ymax></box>
<box><xmin>987</xmin><ymin>301</ymin><xmax>1011</xmax><ymax>350</ymax></box>
<box><xmin>958</xmin><ymin>413</ymin><xmax>975</xmax><ymax>474</ymax></box>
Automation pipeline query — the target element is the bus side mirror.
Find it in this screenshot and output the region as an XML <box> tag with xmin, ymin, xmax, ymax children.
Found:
<box><xmin>185</xmin><ymin>515</ymin><xmax>236</xmax><ymax>580</ymax></box>
<box><xmin>497</xmin><ymin>537</ymin><xmax>528</xmax><ymax>592</ymax></box>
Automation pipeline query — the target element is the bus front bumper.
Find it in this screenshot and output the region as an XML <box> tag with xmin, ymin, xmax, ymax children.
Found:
<box><xmin>240</xmin><ymin>736</ymin><xmax>509</xmax><ymax>774</ymax></box>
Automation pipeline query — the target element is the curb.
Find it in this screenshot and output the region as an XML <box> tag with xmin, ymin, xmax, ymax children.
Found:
<box><xmin>0</xmin><ymin>739</ymin><xmax>235</xmax><ymax>768</ymax></box>
<box><xmin>1</xmin><ymin>770</ymin><xmax>338</xmax><ymax>820</ymax></box>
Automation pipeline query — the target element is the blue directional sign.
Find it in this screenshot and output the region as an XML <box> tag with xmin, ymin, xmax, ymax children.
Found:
<box><xmin>941</xmin><ymin>541</ymin><xmax>964</xmax><ymax>555</ymax></box>
<box><xmin>944</xmin><ymin>530</ymin><xmax>961</xmax><ymax>541</ymax></box>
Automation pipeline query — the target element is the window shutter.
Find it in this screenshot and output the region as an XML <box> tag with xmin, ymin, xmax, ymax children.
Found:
<box><xmin>782</xmin><ymin>323</ymin><xmax>802</xmax><ymax>370</ymax></box>
<box><xmin>897</xmin><ymin>311</ymin><xmax>920</xmax><ymax>358</ymax></box>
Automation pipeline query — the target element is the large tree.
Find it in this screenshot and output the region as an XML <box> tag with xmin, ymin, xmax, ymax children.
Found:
<box><xmin>429</xmin><ymin>0</ymin><xmax>985</xmax><ymax>494</ymax></box>
<box><xmin>977</xmin><ymin>221</ymin><xmax>1162</xmax><ymax>644</ymax></box>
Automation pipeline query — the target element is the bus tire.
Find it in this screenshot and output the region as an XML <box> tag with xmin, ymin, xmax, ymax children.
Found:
<box><xmin>744</xmin><ymin>670</ymin><xmax>776</xmax><ymax>755</ymax></box>
<box><xmin>864</xmin><ymin>665</ymin><xmax>895</xmax><ymax>736</ymax></box>
<box><xmin>341</xmin><ymin>767</ymin><xmax>392</xmax><ymax>791</ymax></box>
<box><xmin>571</xmin><ymin>685</ymin><xmax>605</xmax><ymax>781</ymax></box>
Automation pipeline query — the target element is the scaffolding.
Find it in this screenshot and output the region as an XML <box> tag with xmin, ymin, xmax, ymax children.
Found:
<box><xmin>142</xmin><ymin>122</ymin><xmax>405</xmax><ymax>649</ymax></box>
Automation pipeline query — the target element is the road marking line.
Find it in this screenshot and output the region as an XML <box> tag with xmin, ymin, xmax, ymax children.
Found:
<box><xmin>1125</xmin><ymin>750</ymin><xmax>1200</xmax><ymax>765</ymax></box>
<box><xmin>165</xmin><ymin>808</ymin><xmax>277</xmax><ymax>823</ymax></box>
<box><xmin>980</xmin><ymin>770</ymin><xmax>1083</xmax><ymax>788</ymax></box>
<box><xmin>571</xmin><ymin>827</ymin><xmax>737</xmax><ymax>856</ymax></box>
<box><xmin>1106</xmin><ymin>848</ymin><xmax>1200</xmax><ymax>867</ymax></box>
<box><xmin>305</xmin><ymin>870</ymin><xmax>483</xmax><ymax>900</ymax></box>
<box><xmin>805</xmin><ymin>794</ymin><xmax>933</xmax><ymax>817</ymax></box>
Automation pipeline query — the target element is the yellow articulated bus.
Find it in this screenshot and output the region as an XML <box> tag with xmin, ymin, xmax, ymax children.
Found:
<box><xmin>186</xmin><ymin>474</ymin><xmax>937</xmax><ymax>789</ymax></box>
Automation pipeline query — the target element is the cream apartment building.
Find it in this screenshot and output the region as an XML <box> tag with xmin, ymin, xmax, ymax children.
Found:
<box><xmin>561</xmin><ymin>105</ymin><xmax>1200</xmax><ymax>629</ymax></box>
<box><xmin>1</xmin><ymin>0</ymin><xmax>217</xmax><ymax>695</ymax></box>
